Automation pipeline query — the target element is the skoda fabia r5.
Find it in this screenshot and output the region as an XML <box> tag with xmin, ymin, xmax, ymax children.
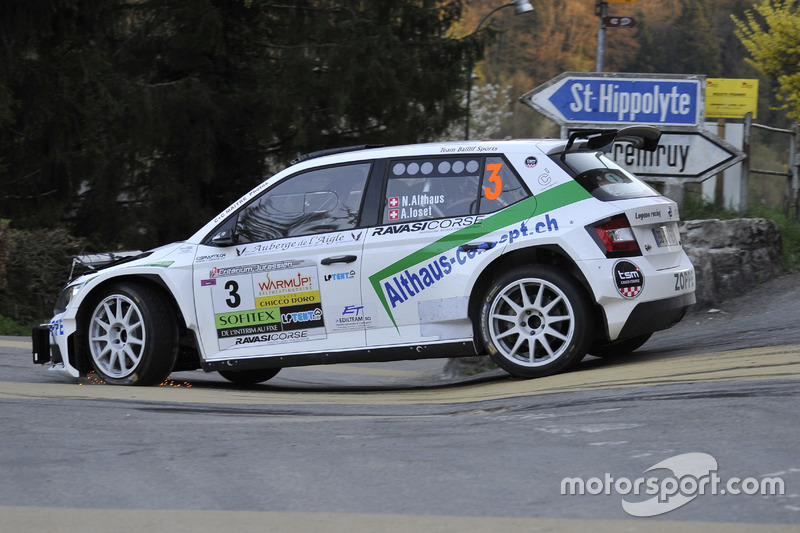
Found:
<box><xmin>33</xmin><ymin>127</ymin><xmax>695</xmax><ymax>385</ymax></box>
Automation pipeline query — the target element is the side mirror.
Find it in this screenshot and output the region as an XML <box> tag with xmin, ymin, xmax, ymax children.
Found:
<box><xmin>211</xmin><ymin>228</ymin><xmax>237</xmax><ymax>247</ymax></box>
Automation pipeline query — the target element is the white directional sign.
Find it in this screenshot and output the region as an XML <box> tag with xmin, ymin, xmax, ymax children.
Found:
<box><xmin>521</xmin><ymin>72</ymin><xmax>705</xmax><ymax>127</ymax></box>
<box><xmin>606</xmin><ymin>129</ymin><xmax>745</xmax><ymax>183</ymax></box>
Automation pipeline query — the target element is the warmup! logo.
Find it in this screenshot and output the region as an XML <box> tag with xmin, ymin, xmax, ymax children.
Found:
<box><xmin>561</xmin><ymin>452</ymin><xmax>785</xmax><ymax>517</ymax></box>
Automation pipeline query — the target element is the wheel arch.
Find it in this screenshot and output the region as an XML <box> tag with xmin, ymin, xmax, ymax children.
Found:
<box><xmin>467</xmin><ymin>245</ymin><xmax>605</xmax><ymax>350</ymax></box>
<box><xmin>72</xmin><ymin>274</ymin><xmax>199</xmax><ymax>374</ymax></box>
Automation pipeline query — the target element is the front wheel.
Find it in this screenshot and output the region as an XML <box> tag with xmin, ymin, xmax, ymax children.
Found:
<box><xmin>82</xmin><ymin>283</ymin><xmax>178</xmax><ymax>385</ymax></box>
<box><xmin>478</xmin><ymin>265</ymin><xmax>593</xmax><ymax>379</ymax></box>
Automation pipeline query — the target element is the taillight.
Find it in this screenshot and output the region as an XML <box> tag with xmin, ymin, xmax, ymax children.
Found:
<box><xmin>592</xmin><ymin>215</ymin><xmax>640</xmax><ymax>256</ymax></box>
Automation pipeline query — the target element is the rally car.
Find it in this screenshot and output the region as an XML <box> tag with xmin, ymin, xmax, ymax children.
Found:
<box><xmin>32</xmin><ymin>126</ymin><xmax>695</xmax><ymax>385</ymax></box>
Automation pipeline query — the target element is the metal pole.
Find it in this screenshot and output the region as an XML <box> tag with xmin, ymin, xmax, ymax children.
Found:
<box><xmin>595</xmin><ymin>1</ymin><xmax>607</xmax><ymax>72</ymax></box>
<box><xmin>792</xmin><ymin>123</ymin><xmax>799</xmax><ymax>220</ymax></box>
<box><xmin>741</xmin><ymin>112</ymin><xmax>752</xmax><ymax>215</ymax></box>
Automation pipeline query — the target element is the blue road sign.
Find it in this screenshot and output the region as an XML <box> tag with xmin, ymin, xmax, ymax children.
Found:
<box><xmin>520</xmin><ymin>72</ymin><xmax>705</xmax><ymax>127</ymax></box>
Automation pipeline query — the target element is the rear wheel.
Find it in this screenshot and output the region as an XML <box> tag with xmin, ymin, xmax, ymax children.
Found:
<box><xmin>219</xmin><ymin>368</ymin><xmax>281</xmax><ymax>385</ymax></box>
<box><xmin>478</xmin><ymin>265</ymin><xmax>593</xmax><ymax>379</ymax></box>
<box><xmin>83</xmin><ymin>283</ymin><xmax>178</xmax><ymax>385</ymax></box>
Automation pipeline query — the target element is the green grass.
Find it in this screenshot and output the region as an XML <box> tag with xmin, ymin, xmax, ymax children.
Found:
<box><xmin>0</xmin><ymin>314</ymin><xmax>35</xmax><ymax>336</ymax></box>
<box><xmin>749</xmin><ymin>205</ymin><xmax>800</xmax><ymax>272</ymax></box>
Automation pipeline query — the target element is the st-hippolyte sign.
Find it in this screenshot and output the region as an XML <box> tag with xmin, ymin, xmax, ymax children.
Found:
<box><xmin>520</xmin><ymin>72</ymin><xmax>705</xmax><ymax>127</ymax></box>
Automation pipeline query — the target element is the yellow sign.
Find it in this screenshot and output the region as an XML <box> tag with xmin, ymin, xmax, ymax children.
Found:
<box><xmin>705</xmin><ymin>78</ymin><xmax>759</xmax><ymax>119</ymax></box>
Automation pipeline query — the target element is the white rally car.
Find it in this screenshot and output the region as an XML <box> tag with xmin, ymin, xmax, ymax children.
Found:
<box><xmin>32</xmin><ymin>127</ymin><xmax>695</xmax><ymax>385</ymax></box>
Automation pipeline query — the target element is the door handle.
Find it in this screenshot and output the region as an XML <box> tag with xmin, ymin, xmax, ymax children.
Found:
<box><xmin>321</xmin><ymin>255</ymin><xmax>358</xmax><ymax>265</ymax></box>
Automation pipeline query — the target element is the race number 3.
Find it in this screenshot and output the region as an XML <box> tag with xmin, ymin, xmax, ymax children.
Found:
<box><xmin>225</xmin><ymin>280</ymin><xmax>241</xmax><ymax>308</ymax></box>
<box><xmin>484</xmin><ymin>163</ymin><xmax>503</xmax><ymax>200</ymax></box>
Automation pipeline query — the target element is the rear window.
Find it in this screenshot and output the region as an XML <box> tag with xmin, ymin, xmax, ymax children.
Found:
<box><xmin>552</xmin><ymin>152</ymin><xmax>658</xmax><ymax>201</ymax></box>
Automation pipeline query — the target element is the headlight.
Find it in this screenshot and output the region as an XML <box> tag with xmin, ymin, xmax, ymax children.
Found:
<box><xmin>54</xmin><ymin>282</ymin><xmax>85</xmax><ymax>315</ymax></box>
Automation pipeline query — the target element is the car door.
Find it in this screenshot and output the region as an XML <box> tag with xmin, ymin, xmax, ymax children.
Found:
<box><xmin>360</xmin><ymin>155</ymin><xmax>530</xmax><ymax>347</ymax></box>
<box><xmin>192</xmin><ymin>162</ymin><xmax>372</xmax><ymax>364</ymax></box>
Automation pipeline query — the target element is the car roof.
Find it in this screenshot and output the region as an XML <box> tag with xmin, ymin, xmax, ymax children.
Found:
<box><xmin>287</xmin><ymin>138</ymin><xmax>568</xmax><ymax>170</ymax></box>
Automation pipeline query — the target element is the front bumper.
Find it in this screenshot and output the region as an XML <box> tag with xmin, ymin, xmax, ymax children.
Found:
<box><xmin>31</xmin><ymin>325</ymin><xmax>54</xmax><ymax>365</ymax></box>
<box><xmin>31</xmin><ymin>318</ymin><xmax>81</xmax><ymax>378</ymax></box>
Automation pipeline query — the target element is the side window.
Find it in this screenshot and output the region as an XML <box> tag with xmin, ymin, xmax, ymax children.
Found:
<box><xmin>383</xmin><ymin>158</ymin><xmax>481</xmax><ymax>224</ymax></box>
<box><xmin>478</xmin><ymin>157</ymin><xmax>528</xmax><ymax>214</ymax></box>
<box><xmin>236</xmin><ymin>163</ymin><xmax>370</xmax><ymax>242</ymax></box>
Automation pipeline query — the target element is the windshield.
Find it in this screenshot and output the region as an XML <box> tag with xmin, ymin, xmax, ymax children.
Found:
<box><xmin>552</xmin><ymin>151</ymin><xmax>658</xmax><ymax>201</ymax></box>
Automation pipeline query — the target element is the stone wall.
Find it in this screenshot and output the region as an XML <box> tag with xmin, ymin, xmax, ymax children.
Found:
<box><xmin>680</xmin><ymin>218</ymin><xmax>782</xmax><ymax>308</ymax></box>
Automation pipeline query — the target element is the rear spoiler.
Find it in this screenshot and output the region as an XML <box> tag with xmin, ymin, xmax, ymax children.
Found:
<box><xmin>561</xmin><ymin>126</ymin><xmax>662</xmax><ymax>155</ymax></box>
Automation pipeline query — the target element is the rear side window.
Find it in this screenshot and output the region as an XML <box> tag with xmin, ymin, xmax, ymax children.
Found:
<box><xmin>553</xmin><ymin>152</ymin><xmax>658</xmax><ymax>201</ymax></box>
<box><xmin>382</xmin><ymin>156</ymin><xmax>528</xmax><ymax>224</ymax></box>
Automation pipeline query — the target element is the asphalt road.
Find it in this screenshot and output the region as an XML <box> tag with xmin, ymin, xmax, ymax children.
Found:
<box><xmin>0</xmin><ymin>274</ymin><xmax>798</xmax><ymax>532</ymax></box>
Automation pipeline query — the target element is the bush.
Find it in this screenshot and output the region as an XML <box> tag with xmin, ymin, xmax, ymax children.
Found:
<box><xmin>0</xmin><ymin>227</ymin><xmax>90</xmax><ymax>327</ymax></box>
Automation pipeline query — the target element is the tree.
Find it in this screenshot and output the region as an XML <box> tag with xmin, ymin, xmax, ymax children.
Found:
<box><xmin>672</xmin><ymin>0</ymin><xmax>723</xmax><ymax>76</ymax></box>
<box><xmin>733</xmin><ymin>0</ymin><xmax>800</xmax><ymax>120</ymax></box>
<box><xmin>0</xmin><ymin>1</ymin><xmax>483</xmax><ymax>249</ymax></box>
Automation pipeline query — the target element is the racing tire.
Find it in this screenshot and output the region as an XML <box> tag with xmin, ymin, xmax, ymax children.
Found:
<box><xmin>478</xmin><ymin>265</ymin><xmax>593</xmax><ymax>379</ymax></box>
<box><xmin>82</xmin><ymin>282</ymin><xmax>178</xmax><ymax>385</ymax></box>
<box><xmin>219</xmin><ymin>368</ymin><xmax>281</xmax><ymax>385</ymax></box>
<box><xmin>589</xmin><ymin>333</ymin><xmax>652</xmax><ymax>358</ymax></box>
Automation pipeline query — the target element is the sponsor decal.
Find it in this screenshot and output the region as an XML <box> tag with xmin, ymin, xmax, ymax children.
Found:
<box><xmin>234</xmin><ymin>330</ymin><xmax>309</xmax><ymax>345</ymax></box>
<box><xmin>674</xmin><ymin>269</ymin><xmax>695</xmax><ymax>292</ymax></box>
<box><xmin>438</xmin><ymin>145</ymin><xmax>500</xmax><ymax>153</ymax></box>
<box><xmin>280</xmin><ymin>303</ymin><xmax>324</xmax><ymax>330</ymax></box>
<box><xmin>215</xmin><ymin>308</ymin><xmax>281</xmax><ymax>338</ymax></box>
<box><xmin>256</xmin><ymin>271</ymin><xmax>313</xmax><ymax>294</ymax></box>
<box><xmin>538</xmin><ymin>168</ymin><xmax>553</xmax><ymax>187</ymax></box>
<box><xmin>525</xmin><ymin>156</ymin><xmax>538</xmax><ymax>168</ymax></box>
<box><xmin>328</xmin><ymin>304</ymin><xmax>377</xmax><ymax>331</ymax></box>
<box><xmin>369</xmin><ymin>180</ymin><xmax>593</xmax><ymax>329</ymax></box>
<box><xmin>195</xmin><ymin>253</ymin><xmax>226</xmax><ymax>263</ymax></box>
<box><xmin>210</xmin><ymin>261</ymin><xmax>297</xmax><ymax>278</ymax></box>
<box><xmin>371</xmin><ymin>215</ymin><xmax>487</xmax><ymax>236</ymax></box>
<box><xmin>614</xmin><ymin>260</ymin><xmax>644</xmax><ymax>299</ymax></box>
<box><xmin>324</xmin><ymin>270</ymin><xmax>356</xmax><ymax>282</ymax></box>
<box><xmin>256</xmin><ymin>290</ymin><xmax>319</xmax><ymax>308</ymax></box>
<box><xmin>634</xmin><ymin>209</ymin><xmax>664</xmax><ymax>221</ymax></box>
<box><xmin>138</xmin><ymin>261</ymin><xmax>174</xmax><ymax>268</ymax></box>
<box><xmin>382</xmin><ymin>215</ymin><xmax>559</xmax><ymax>309</ymax></box>
<box><xmin>49</xmin><ymin>319</ymin><xmax>64</xmax><ymax>336</ymax></box>
<box><xmin>209</xmin><ymin>262</ymin><xmax>327</xmax><ymax>349</ymax></box>
<box><xmin>232</xmin><ymin>232</ymin><xmax>361</xmax><ymax>256</ymax></box>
